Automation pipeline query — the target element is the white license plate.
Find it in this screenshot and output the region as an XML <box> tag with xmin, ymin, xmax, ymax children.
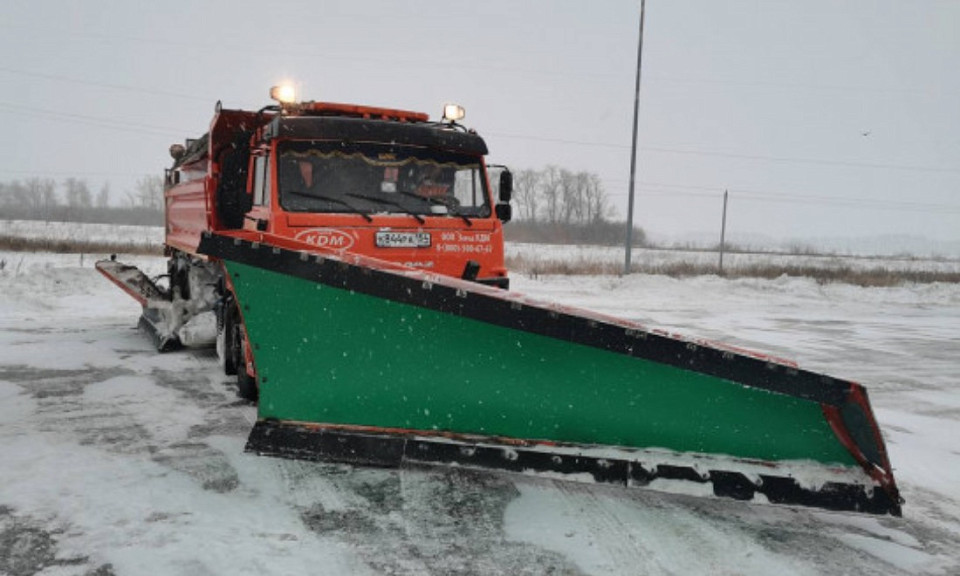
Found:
<box><xmin>375</xmin><ymin>231</ymin><xmax>431</xmax><ymax>248</ymax></box>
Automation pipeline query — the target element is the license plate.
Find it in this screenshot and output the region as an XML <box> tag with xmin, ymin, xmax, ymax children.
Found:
<box><xmin>375</xmin><ymin>231</ymin><xmax>431</xmax><ymax>248</ymax></box>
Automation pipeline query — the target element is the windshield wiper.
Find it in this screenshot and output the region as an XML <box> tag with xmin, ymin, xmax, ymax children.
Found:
<box><xmin>345</xmin><ymin>192</ymin><xmax>425</xmax><ymax>224</ymax></box>
<box><xmin>286</xmin><ymin>190</ymin><xmax>373</xmax><ymax>222</ymax></box>
<box><xmin>394</xmin><ymin>191</ymin><xmax>473</xmax><ymax>226</ymax></box>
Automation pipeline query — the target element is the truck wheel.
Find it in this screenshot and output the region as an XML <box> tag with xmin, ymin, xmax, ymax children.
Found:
<box><xmin>221</xmin><ymin>303</ymin><xmax>238</xmax><ymax>376</ymax></box>
<box><xmin>231</xmin><ymin>306</ymin><xmax>258</xmax><ymax>402</ymax></box>
<box><xmin>237</xmin><ymin>366</ymin><xmax>258</xmax><ymax>402</ymax></box>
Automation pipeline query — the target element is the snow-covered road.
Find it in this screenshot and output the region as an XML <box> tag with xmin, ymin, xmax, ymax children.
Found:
<box><xmin>1</xmin><ymin>252</ymin><xmax>958</xmax><ymax>575</ymax></box>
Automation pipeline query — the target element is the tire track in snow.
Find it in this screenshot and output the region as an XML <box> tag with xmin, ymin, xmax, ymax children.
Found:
<box><xmin>2</xmin><ymin>354</ymin><xmax>248</xmax><ymax>496</ymax></box>
<box><xmin>551</xmin><ymin>480</ymin><xmax>653</xmax><ymax>573</ymax></box>
<box><xmin>508</xmin><ymin>478</ymin><xmax>826</xmax><ymax>576</ymax></box>
<box><xmin>283</xmin><ymin>462</ymin><xmax>584</xmax><ymax>575</ymax></box>
<box><xmin>689</xmin><ymin>499</ymin><xmax>951</xmax><ymax>575</ymax></box>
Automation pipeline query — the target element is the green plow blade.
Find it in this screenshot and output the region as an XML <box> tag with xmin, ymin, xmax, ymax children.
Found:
<box><xmin>199</xmin><ymin>232</ymin><xmax>902</xmax><ymax>515</ymax></box>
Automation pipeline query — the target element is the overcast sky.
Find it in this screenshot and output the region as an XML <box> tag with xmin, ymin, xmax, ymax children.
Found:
<box><xmin>1</xmin><ymin>0</ymin><xmax>958</xmax><ymax>244</ymax></box>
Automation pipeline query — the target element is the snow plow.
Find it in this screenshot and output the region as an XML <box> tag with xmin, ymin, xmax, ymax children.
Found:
<box><xmin>98</xmin><ymin>87</ymin><xmax>902</xmax><ymax>516</ymax></box>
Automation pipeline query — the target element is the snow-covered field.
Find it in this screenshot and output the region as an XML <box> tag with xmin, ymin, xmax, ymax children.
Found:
<box><xmin>4</xmin><ymin>219</ymin><xmax>959</xmax><ymax>275</ymax></box>
<box><xmin>506</xmin><ymin>242</ymin><xmax>960</xmax><ymax>275</ymax></box>
<box><xmin>1</xmin><ymin>225</ymin><xmax>959</xmax><ymax>575</ymax></box>
<box><xmin>0</xmin><ymin>220</ymin><xmax>164</xmax><ymax>248</ymax></box>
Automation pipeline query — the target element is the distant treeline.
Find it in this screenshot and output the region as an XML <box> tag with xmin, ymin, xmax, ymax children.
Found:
<box><xmin>0</xmin><ymin>175</ymin><xmax>164</xmax><ymax>226</ymax></box>
<box><xmin>1</xmin><ymin>168</ymin><xmax>647</xmax><ymax>246</ymax></box>
<box><xmin>505</xmin><ymin>166</ymin><xmax>645</xmax><ymax>246</ymax></box>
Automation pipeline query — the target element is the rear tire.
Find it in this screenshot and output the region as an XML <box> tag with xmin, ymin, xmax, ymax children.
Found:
<box><xmin>167</xmin><ymin>255</ymin><xmax>191</xmax><ymax>300</ymax></box>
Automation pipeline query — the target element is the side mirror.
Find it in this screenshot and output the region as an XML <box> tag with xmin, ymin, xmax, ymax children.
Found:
<box><xmin>495</xmin><ymin>203</ymin><xmax>512</xmax><ymax>223</ymax></box>
<box><xmin>499</xmin><ymin>170</ymin><xmax>513</xmax><ymax>203</ymax></box>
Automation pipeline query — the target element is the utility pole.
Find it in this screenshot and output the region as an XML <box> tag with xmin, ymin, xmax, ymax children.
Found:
<box><xmin>719</xmin><ymin>190</ymin><xmax>728</xmax><ymax>276</ymax></box>
<box><xmin>623</xmin><ymin>0</ymin><xmax>646</xmax><ymax>275</ymax></box>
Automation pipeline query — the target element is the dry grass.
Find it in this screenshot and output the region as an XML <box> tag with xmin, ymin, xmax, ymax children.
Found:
<box><xmin>0</xmin><ymin>235</ymin><xmax>163</xmax><ymax>256</ymax></box>
<box><xmin>2</xmin><ymin>235</ymin><xmax>956</xmax><ymax>287</ymax></box>
<box><xmin>507</xmin><ymin>254</ymin><xmax>960</xmax><ymax>287</ymax></box>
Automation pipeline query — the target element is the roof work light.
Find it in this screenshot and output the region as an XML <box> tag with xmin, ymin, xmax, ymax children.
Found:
<box><xmin>442</xmin><ymin>103</ymin><xmax>465</xmax><ymax>123</ymax></box>
<box><xmin>270</xmin><ymin>84</ymin><xmax>298</xmax><ymax>105</ymax></box>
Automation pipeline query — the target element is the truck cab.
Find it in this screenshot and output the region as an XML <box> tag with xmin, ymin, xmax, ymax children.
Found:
<box><xmin>166</xmin><ymin>94</ymin><xmax>511</xmax><ymax>288</ymax></box>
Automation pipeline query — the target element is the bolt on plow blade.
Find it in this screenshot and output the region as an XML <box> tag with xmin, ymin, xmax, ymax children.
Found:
<box><xmin>199</xmin><ymin>232</ymin><xmax>903</xmax><ymax>516</ymax></box>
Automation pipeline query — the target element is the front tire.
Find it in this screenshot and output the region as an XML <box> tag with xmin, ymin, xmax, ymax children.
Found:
<box><xmin>227</xmin><ymin>303</ymin><xmax>257</xmax><ymax>401</ymax></box>
<box><xmin>237</xmin><ymin>366</ymin><xmax>258</xmax><ymax>402</ymax></box>
<box><xmin>220</xmin><ymin>299</ymin><xmax>238</xmax><ymax>376</ymax></box>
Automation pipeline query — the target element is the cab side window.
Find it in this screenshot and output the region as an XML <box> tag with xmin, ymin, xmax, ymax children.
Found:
<box><xmin>253</xmin><ymin>156</ymin><xmax>271</xmax><ymax>206</ymax></box>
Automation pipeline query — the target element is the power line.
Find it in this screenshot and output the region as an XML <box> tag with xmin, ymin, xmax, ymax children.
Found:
<box><xmin>0</xmin><ymin>101</ymin><xmax>190</xmax><ymax>137</ymax></box>
<box><xmin>0</xmin><ymin>66</ymin><xmax>212</xmax><ymax>102</ymax></box>
<box><xmin>490</xmin><ymin>132</ymin><xmax>629</xmax><ymax>150</ymax></box>
<box><xmin>604</xmin><ymin>185</ymin><xmax>960</xmax><ymax>215</ymax></box>
<box><xmin>10</xmin><ymin>28</ymin><xmax>623</xmax><ymax>82</ymax></box>
<box><xmin>646</xmin><ymin>74</ymin><xmax>960</xmax><ymax>99</ymax></box>
<box><xmin>0</xmin><ymin>106</ymin><xmax>954</xmax><ymax>215</ymax></box>
<box><xmin>490</xmin><ymin>133</ymin><xmax>960</xmax><ymax>175</ymax></box>
<box><xmin>731</xmin><ymin>192</ymin><xmax>960</xmax><ymax>214</ymax></box>
<box><xmin>633</xmin><ymin>180</ymin><xmax>960</xmax><ymax>212</ymax></box>
<box><xmin>640</xmin><ymin>145</ymin><xmax>960</xmax><ymax>175</ymax></box>
<box><xmin>0</xmin><ymin>168</ymin><xmax>155</xmax><ymax>179</ymax></box>
<box><xmin>6</xmin><ymin>26</ymin><xmax>952</xmax><ymax>97</ymax></box>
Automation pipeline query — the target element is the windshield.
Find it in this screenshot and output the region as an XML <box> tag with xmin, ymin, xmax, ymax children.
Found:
<box><xmin>278</xmin><ymin>141</ymin><xmax>491</xmax><ymax>218</ymax></box>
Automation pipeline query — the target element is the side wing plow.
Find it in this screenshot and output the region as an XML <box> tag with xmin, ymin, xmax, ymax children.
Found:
<box><xmin>96</xmin><ymin>258</ymin><xmax>218</xmax><ymax>351</ymax></box>
<box><xmin>95</xmin><ymin>259</ymin><xmax>181</xmax><ymax>351</ymax></box>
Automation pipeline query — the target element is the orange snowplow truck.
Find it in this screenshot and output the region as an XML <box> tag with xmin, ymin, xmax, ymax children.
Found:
<box><xmin>95</xmin><ymin>88</ymin><xmax>904</xmax><ymax>517</ymax></box>
<box><xmin>101</xmin><ymin>88</ymin><xmax>512</xmax><ymax>399</ymax></box>
<box><xmin>165</xmin><ymin>93</ymin><xmax>512</xmax><ymax>285</ymax></box>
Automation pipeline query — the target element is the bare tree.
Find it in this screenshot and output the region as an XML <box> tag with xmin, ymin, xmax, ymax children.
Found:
<box><xmin>0</xmin><ymin>178</ymin><xmax>57</xmax><ymax>220</ymax></box>
<box><xmin>557</xmin><ymin>169</ymin><xmax>575</xmax><ymax>225</ymax></box>
<box><xmin>540</xmin><ymin>165</ymin><xmax>564</xmax><ymax>224</ymax></box>
<box><xmin>96</xmin><ymin>182</ymin><xmax>111</xmax><ymax>208</ymax></box>
<box><xmin>513</xmin><ymin>169</ymin><xmax>541</xmax><ymax>221</ymax></box>
<box><xmin>504</xmin><ymin>166</ymin><xmax>614</xmax><ymax>226</ymax></box>
<box><xmin>63</xmin><ymin>178</ymin><xmax>92</xmax><ymax>208</ymax></box>
<box><xmin>21</xmin><ymin>178</ymin><xmax>44</xmax><ymax>211</ymax></box>
<box><xmin>27</xmin><ymin>177</ymin><xmax>57</xmax><ymax>220</ymax></box>
<box><xmin>126</xmin><ymin>175</ymin><xmax>164</xmax><ymax>211</ymax></box>
<box><xmin>5</xmin><ymin>180</ymin><xmax>29</xmax><ymax>208</ymax></box>
<box><xmin>583</xmin><ymin>172</ymin><xmax>611</xmax><ymax>223</ymax></box>
<box><xmin>41</xmin><ymin>180</ymin><xmax>57</xmax><ymax>218</ymax></box>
